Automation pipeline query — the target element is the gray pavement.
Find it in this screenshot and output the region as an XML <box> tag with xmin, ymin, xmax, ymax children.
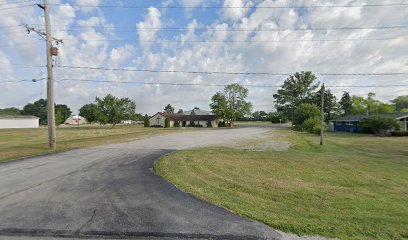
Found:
<box><xmin>0</xmin><ymin>127</ymin><xmax>322</xmax><ymax>240</ymax></box>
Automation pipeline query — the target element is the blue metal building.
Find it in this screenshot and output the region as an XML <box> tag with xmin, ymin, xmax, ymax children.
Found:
<box><xmin>330</xmin><ymin>113</ymin><xmax>408</xmax><ymax>133</ymax></box>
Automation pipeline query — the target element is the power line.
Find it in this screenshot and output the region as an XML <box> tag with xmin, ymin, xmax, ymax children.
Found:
<box><xmin>47</xmin><ymin>2</ymin><xmax>408</xmax><ymax>9</ymax></box>
<box><xmin>56</xmin><ymin>65</ymin><xmax>408</xmax><ymax>76</ymax></box>
<box><xmin>0</xmin><ymin>4</ymin><xmax>34</xmax><ymax>11</ymax></box>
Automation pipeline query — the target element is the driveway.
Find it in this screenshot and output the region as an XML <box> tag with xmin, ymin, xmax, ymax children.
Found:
<box><xmin>0</xmin><ymin>127</ymin><xmax>304</xmax><ymax>240</ymax></box>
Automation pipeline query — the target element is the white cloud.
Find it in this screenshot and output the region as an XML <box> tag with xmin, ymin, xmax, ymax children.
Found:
<box><xmin>136</xmin><ymin>7</ymin><xmax>162</xmax><ymax>50</ymax></box>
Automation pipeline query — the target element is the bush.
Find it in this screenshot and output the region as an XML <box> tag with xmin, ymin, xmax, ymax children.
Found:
<box><xmin>207</xmin><ymin>121</ymin><xmax>213</xmax><ymax>128</ymax></box>
<box><xmin>196</xmin><ymin>124</ymin><xmax>204</xmax><ymax>127</ymax></box>
<box><xmin>187</xmin><ymin>121</ymin><xmax>196</xmax><ymax>127</ymax></box>
<box><xmin>174</xmin><ymin>120</ymin><xmax>180</xmax><ymax>127</ymax></box>
<box><xmin>294</xmin><ymin>103</ymin><xmax>320</xmax><ymax>130</ymax></box>
<box><xmin>270</xmin><ymin>112</ymin><xmax>288</xmax><ymax>123</ymax></box>
<box><xmin>391</xmin><ymin>131</ymin><xmax>408</xmax><ymax>137</ymax></box>
<box><xmin>359</xmin><ymin>116</ymin><xmax>401</xmax><ymax>135</ymax></box>
<box><xmin>164</xmin><ymin>118</ymin><xmax>170</xmax><ymax>128</ymax></box>
<box><xmin>218</xmin><ymin>121</ymin><xmax>225</xmax><ymax>127</ymax></box>
<box><xmin>144</xmin><ymin>115</ymin><xmax>150</xmax><ymax>127</ymax></box>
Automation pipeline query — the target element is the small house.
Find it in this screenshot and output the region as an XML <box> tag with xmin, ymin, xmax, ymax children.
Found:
<box><xmin>149</xmin><ymin>112</ymin><xmax>218</xmax><ymax>128</ymax></box>
<box><xmin>330</xmin><ymin>113</ymin><xmax>408</xmax><ymax>133</ymax></box>
<box><xmin>0</xmin><ymin>115</ymin><xmax>39</xmax><ymax>129</ymax></box>
<box><xmin>64</xmin><ymin>115</ymin><xmax>88</xmax><ymax>125</ymax></box>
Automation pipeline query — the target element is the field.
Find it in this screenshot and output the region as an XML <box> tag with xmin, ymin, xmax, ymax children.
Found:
<box><xmin>0</xmin><ymin>124</ymin><xmax>167</xmax><ymax>163</ymax></box>
<box><xmin>155</xmin><ymin>130</ymin><xmax>408</xmax><ymax>239</ymax></box>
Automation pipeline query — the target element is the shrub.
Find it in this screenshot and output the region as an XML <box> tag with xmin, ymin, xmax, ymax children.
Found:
<box><xmin>293</xmin><ymin>103</ymin><xmax>320</xmax><ymax>130</ymax></box>
<box><xmin>218</xmin><ymin>121</ymin><xmax>225</xmax><ymax>127</ymax></box>
<box><xmin>196</xmin><ymin>124</ymin><xmax>204</xmax><ymax>127</ymax></box>
<box><xmin>207</xmin><ymin>121</ymin><xmax>213</xmax><ymax>128</ymax></box>
<box><xmin>359</xmin><ymin>116</ymin><xmax>401</xmax><ymax>135</ymax></box>
<box><xmin>174</xmin><ymin>120</ymin><xmax>180</xmax><ymax>127</ymax></box>
<box><xmin>391</xmin><ymin>131</ymin><xmax>408</xmax><ymax>137</ymax></box>
<box><xmin>164</xmin><ymin>118</ymin><xmax>170</xmax><ymax>128</ymax></box>
<box><xmin>302</xmin><ymin>117</ymin><xmax>321</xmax><ymax>134</ymax></box>
<box><xmin>188</xmin><ymin>121</ymin><xmax>196</xmax><ymax>127</ymax></box>
<box><xmin>144</xmin><ymin>115</ymin><xmax>150</xmax><ymax>127</ymax></box>
<box><xmin>270</xmin><ymin>112</ymin><xmax>288</xmax><ymax>123</ymax></box>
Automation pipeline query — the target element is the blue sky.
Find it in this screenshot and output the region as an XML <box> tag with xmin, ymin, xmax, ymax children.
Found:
<box><xmin>0</xmin><ymin>0</ymin><xmax>407</xmax><ymax>114</ymax></box>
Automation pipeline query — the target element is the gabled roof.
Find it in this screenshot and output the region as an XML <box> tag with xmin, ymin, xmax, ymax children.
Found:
<box><xmin>331</xmin><ymin>113</ymin><xmax>408</xmax><ymax>122</ymax></box>
<box><xmin>181</xmin><ymin>109</ymin><xmax>213</xmax><ymax>115</ymax></box>
<box><xmin>154</xmin><ymin>112</ymin><xmax>217</xmax><ymax>121</ymax></box>
<box><xmin>0</xmin><ymin>115</ymin><xmax>39</xmax><ymax>119</ymax></box>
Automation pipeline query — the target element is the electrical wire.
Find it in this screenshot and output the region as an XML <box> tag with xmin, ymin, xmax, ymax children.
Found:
<box><xmin>56</xmin><ymin>65</ymin><xmax>408</xmax><ymax>76</ymax></box>
<box><xmin>47</xmin><ymin>2</ymin><xmax>408</xmax><ymax>9</ymax></box>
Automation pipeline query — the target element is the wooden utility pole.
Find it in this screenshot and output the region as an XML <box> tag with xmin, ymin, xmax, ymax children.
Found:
<box><xmin>44</xmin><ymin>0</ymin><xmax>56</xmax><ymax>150</ymax></box>
<box><xmin>320</xmin><ymin>84</ymin><xmax>325</xmax><ymax>146</ymax></box>
<box><xmin>26</xmin><ymin>2</ymin><xmax>62</xmax><ymax>150</ymax></box>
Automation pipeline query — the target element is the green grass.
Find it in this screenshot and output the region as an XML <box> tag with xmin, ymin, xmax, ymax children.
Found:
<box><xmin>0</xmin><ymin>125</ymin><xmax>171</xmax><ymax>163</ymax></box>
<box><xmin>155</xmin><ymin>130</ymin><xmax>408</xmax><ymax>240</ymax></box>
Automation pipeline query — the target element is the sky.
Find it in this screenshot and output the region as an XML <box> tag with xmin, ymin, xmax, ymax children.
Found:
<box><xmin>0</xmin><ymin>0</ymin><xmax>407</xmax><ymax>115</ymax></box>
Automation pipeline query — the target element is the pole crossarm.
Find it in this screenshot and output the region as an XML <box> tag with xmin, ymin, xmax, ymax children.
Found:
<box><xmin>25</xmin><ymin>25</ymin><xmax>63</xmax><ymax>45</ymax></box>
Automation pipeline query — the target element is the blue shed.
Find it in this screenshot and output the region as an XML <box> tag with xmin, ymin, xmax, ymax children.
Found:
<box><xmin>330</xmin><ymin>113</ymin><xmax>408</xmax><ymax>133</ymax></box>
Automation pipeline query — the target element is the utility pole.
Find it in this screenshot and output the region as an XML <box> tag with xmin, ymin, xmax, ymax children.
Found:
<box><xmin>320</xmin><ymin>84</ymin><xmax>325</xmax><ymax>146</ymax></box>
<box><xmin>26</xmin><ymin>1</ymin><xmax>62</xmax><ymax>150</ymax></box>
<box><xmin>44</xmin><ymin>0</ymin><xmax>56</xmax><ymax>150</ymax></box>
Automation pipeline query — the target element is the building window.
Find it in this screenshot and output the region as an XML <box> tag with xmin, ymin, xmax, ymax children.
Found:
<box><xmin>345</xmin><ymin>121</ymin><xmax>354</xmax><ymax>125</ymax></box>
<box><xmin>335</xmin><ymin>121</ymin><xmax>343</xmax><ymax>125</ymax></box>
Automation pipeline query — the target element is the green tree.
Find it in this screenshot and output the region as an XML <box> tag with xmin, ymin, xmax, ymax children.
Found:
<box><xmin>269</xmin><ymin>112</ymin><xmax>288</xmax><ymax>123</ymax></box>
<box><xmin>352</xmin><ymin>92</ymin><xmax>396</xmax><ymax>114</ymax></box>
<box><xmin>79</xmin><ymin>103</ymin><xmax>100</xmax><ymax>124</ymax></box>
<box><xmin>177</xmin><ymin>109</ymin><xmax>183</xmax><ymax>114</ymax></box>
<box><xmin>339</xmin><ymin>91</ymin><xmax>353</xmax><ymax>116</ymax></box>
<box><xmin>313</xmin><ymin>88</ymin><xmax>337</xmax><ymax>121</ymax></box>
<box><xmin>391</xmin><ymin>95</ymin><xmax>408</xmax><ymax>111</ymax></box>
<box><xmin>209</xmin><ymin>92</ymin><xmax>227</xmax><ymax>120</ymax></box>
<box><xmin>0</xmin><ymin>107</ymin><xmax>21</xmax><ymax>115</ymax></box>
<box><xmin>22</xmin><ymin>99</ymin><xmax>48</xmax><ymax>124</ymax></box>
<box><xmin>293</xmin><ymin>103</ymin><xmax>320</xmax><ymax>130</ymax></box>
<box><xmin>190</xmin><ymin>109</ymin><xmax>196</xmax><ymax>115</ymax></box>
<box><xmin>215</xmin><ymin>83</ymin><xmax>252</xmax><ymax>124</ymax></box>
<box><xmin>273</xmin><ymin>71</ymin><xmax>320</xmax><ymax>118</ymax></box>
<box><xmin>55</xmin><ymin>104</ymin><xmax>72</xmax><ymax>125</ymax></box>
<box><xmin>359</xmin><ymin>116</ymin><xmax>400</xmax><ymax>135</ymax></box>
<box><xmin>164</xmin><ymin>104</ymin><xmax>175</xmax><ymax>113</ymax></box>
<box><xmin>144</xmin><ymin>114</ymin><xmax>150</xmax><ymax>127</ymax></box>
<box><xmin>174</xmin><ymin>120</ymin><xmax>180</xmax><ymax>127</ymax></box>
<box><xmin>95</xmin><ymin>94</ymin><xmax>137</xmax><ymax>128</ymax></box>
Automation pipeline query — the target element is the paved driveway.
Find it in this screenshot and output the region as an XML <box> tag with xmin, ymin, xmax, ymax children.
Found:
<box><xmin>0</xmin><ymin>127</ymin><xmax>303</xmax><ymax>240</ymax></box>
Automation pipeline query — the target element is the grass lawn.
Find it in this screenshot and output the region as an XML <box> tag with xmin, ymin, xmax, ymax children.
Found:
<box><xmin>155</xmin><ymin>130</ymin><xmax>408</xmax><ymax>240</ymax></box>
<box><xmin>0</xmin><ymin>124</ymin><xmax>170</xmax><ymax>163</ymax></box>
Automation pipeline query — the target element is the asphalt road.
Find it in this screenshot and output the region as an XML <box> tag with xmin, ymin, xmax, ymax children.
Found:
<box><xmin>0</xmin><ymin>127</ymin><xmax>308</xmax><ymax>240</ymax></box>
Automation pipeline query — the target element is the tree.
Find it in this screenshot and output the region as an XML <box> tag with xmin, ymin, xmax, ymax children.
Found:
<box><xmin>269</xmin><ymin>112</ymin><xmax>288</xmax><ymax>123</ymax></box>
<box><xmin>190</xmin><ymin>109</ymin><xmax>196</xmax><ymax>115</ymax></box>
<box><xmin>339</xmin><ymin>91</ymin><xmax>353</xmax><ymax>116</ymax></box>
<box><xmin>95</xmin><ymin>94</ymin><xmax>137</xmax><ymax>128</ymax></box>
<box><xmin>22</xmin><ymin>99</ymin><xmax>48</xmax><ymax>124</ymax></box>
<box><xmin>177</xmin><ymin>109</ymin><xmax>184</xmax><ymax>114</ymax></box>
<box><xmin>313</xmin><ymin>88</ymin><xmax>337</xmax><ymax>121</ymax></box>
<box><xmin>193</xmin><ymin>107</ymin><xmax>200</xmax><ymax>110</ymax></box>
<box><xmin>391</xmin><ymin>95</ymin><xmax>408</xmax><ymax>111</ymax></box>
<box><xmin>352</xmin><ymin>92</ymin><xmax>396</xmax><ymax>114</ymax></box>
<box><xmin>217</xmin><ymin>83</ymin><xmax>252</xmax><ymax>124</ymax></box>
<box><xmin>0</xmin><ymin>107</ymin><xmax>21</xmax><ymax>115</ymax></box>
<box><xmin>293</xmin><ymin>103</ymin><xmax>320</xmax><ymax>130</ymax></box>
<box><xmin>164</xmin><ymin>104</ymin><xmax>175</xmax><ymax>113</ymax></box>
<box><xmin>144</xmin><ymin>114</ymin><xmax>150</xmax><ymax>127</ymax></box>
<box><xmin>273</xmin><ymin>71</ymin><xmax>320</xmax><ymax>118</ymax></box>
<box><xmin>251</xmin><ymin>111</ymin><xmax>269</xmax><ymax>121</ymax></box>
<box><xmin>209</xmin><ymin>92</ymin><xmax>227</xmax><ymax>120</ymax></box>
<box><xmin>55</xmin><ymin>104</ymin><xmax>72</xmax><ymax>125</ymax></box>
<box><xmin>359</xmin><ymin>116</ymin><xmax>400</xmax><ymax>135</ymax></box>
<box><xmin>79</xmin><ymin>103</ymin><xmax>100</xmax><ymax>124</ymax></box>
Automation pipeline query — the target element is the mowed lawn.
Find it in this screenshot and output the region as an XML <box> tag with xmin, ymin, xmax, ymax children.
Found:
<box><xmin>0</xmin><ymin>125</ymin><xmax>166</xmax><ymax>162</ymax></box>
<box><xmin>155</xmin><ymin>130</ymin><xmax>408</xmax><ymax>240</ymax></box>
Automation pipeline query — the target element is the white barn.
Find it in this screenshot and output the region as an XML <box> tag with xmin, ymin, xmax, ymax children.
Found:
<box><xmin>0</xmin><ymin>115</ymin><xmax>39</xmax><ymax>129</ymax></box>
<box><xmin>149</xmin><ymin>112</ymin><xmax>218</xmax><ymax>128</ymax></box>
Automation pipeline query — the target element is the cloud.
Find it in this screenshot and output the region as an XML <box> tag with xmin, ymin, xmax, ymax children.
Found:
<box><xmin>136</xmin><ymin>7</ymin><xmax>162</xmax><ymax>50</ymax></box>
